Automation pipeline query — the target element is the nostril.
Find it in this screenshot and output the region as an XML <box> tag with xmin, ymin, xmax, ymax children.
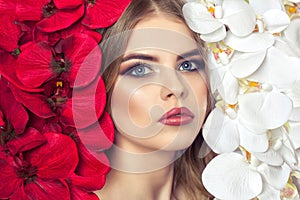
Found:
<box><xmin>167</xmin><ymin>93</ymin><xmax>173</xmax><ymax>98</ymax></box>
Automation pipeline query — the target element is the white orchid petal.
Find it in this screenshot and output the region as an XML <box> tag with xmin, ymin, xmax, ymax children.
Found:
<box><xmin>249</xmin><ymin>0</ymin><xmax>285</xmax><ymax>15</ymax></box>
<box><xmin>200</xmin><ymin>26</ymin><xmax>226</xmax><ymax>42</ymax></box>
<box><xmin>290</xmin><ymin>107</ymin><xmax>300</xmax><ymax>121</ymax></box>
<box><xmin>203</xmin><ymin>108</ymin><xmax>240</xmax><ymax>153</ymax></box>
<box><xmin>182</xmin><ymin>2</ymin><xmax>223</xmax><ymax>34</ymax></box>
<box><xmin>218</xmin><ymin>71</ymin><xmax>238</xmax><ymax>104</ymax></box>
<box><xmin>221</xmin><ymin>0</ymin><xmax>256</xmax><ymax>36</ymax></box>
<box><xmin>238</xmin><ymin>123</ymin><xmax>269</xmax><ymax>152</ymax></box>
<box><xmin>238</xmin><ymin>92</ymin><xmax>293</xmax><ymax>129</ymax></box>
<box><xmin>224</xmin><ymin>32</ymin><xmax>274</xmax><ymax>52</ymax></box>
<box><xmin>230</xmin><ymin>50</ymin><xmax>266</xmax><ymax>78</ymax></box>
<box><xmin>257</xmin><ymin>184</ymin><xmax>281</xmax><ymax>200</ymax></box>
<box><xmin>257</xmin><ymin>164</ymin><xmax>290</xmax><ymax>189</ymax></box>
<box><xmin>284</xmin><ymin>18</ymin><xmax>300</xmax><ymax>56</ymax></box>
<box><xmin>289</xmin><ymin>122</ymin><xmax>300</xmax><ymax>150</ymax></box>
<box><xmin>274</xmin><ymin>37</ymin><xmax>299</xmax><ymax>57</ymax></box>
<box><xmin>202</xmin><ymin>153</ymin><xmax>262</xmax><ymax>200</ymax></box>
<box><xmin>249</xmin><ymin>47</ymin><xmax>300</xmax><ymax>87</ymax></box>
<box><xmin>263</xmin><ymin>9</ymin><xmax>290</xmax><ymax>33</ymax></box>
<box><xmin>253</xmin><ymin>149</ymin><xmax>284</xmax><ymax>166</ymax></box>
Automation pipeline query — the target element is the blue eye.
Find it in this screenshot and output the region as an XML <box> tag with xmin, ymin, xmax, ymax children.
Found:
<box><xmin>178</xmin><ymin>60</ymin><xmax>205</xmax><ymax>72</ymax></box>
<box><xmin>127</xmin><ymin>63</ymin><xmax>153</xmax><ymax>77</ymax></box>
<box><xmin>178</xmin><ymin>61</ymin><xmax>197</xmax><ymax>71</ymax></box>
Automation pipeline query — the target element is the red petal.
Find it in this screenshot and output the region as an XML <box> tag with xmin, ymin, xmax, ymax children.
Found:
<box><xmin>26</xmin><ymin>132</ymin><xmax>78</xmax><ymax>179</ymax></box>
<box><xmin>69</xmin><ymin>173</ymin><xmax>104</xmax><ymax>191</ymax></box>
<box><xmin>77</xmin><ymin>112</ymin><xmax>114</xmax><ymax>151</ymax></box>
<box><xmin>69</xmin><ymin>183</ymin><xmax>100</xmax><ymax>200</ymax></box>
<box><xmin>36</xmin><ymin>5</ymin><xmax>84</xmax><ymax>33</ymax></box>
<box><xmin>0</xmin><ymin>79</ymin><xmax>29</xmax><ymax>134</ymax></box>
<box><xmin>9</xmin><ymin>85</ymin><xmax>55</xmax><ymax>118</ymax></box>
<box><xmin>65</xmin><ymin>76</ymin><xmax>106</xmax><ymax>128</ymax></box>
<box><xmin>0</xmin><ymin>15</ymin><xmax>22</xmax><ymax>52</ymax></box>
<box><xmin>59</xmin><ymin>99</ymin><xmax>75</xmax><ymax>127</ymax></box>
<box><xmin>9</xmin><ymin>185</ymin><xmax>30</xmax><ymax>200</ymax></box>
<box><xmin>82</xmin><ymin>0</ymin><xmax>131</xmax><ymax>29</ymax></box>
<box><xmin>24</xmin><ymin>179</ymin><xmax>70</xmax><ymax>200</ymax></box>
<box><xmin>0</xmin><ymin>0</ymin><xmax>16</xmax><ymax>14</ymax></box>
<box><xmin>0</xmin><ymin>52</ymin><xmax>43</xmax><ymax>92</ymax></box>
<box><xmin>0</xmin><ymin>154</ymin><xmax>22</xmax><ymax>198</ymax></box>
<box><xmin>28</xmin><ymin>113</ymin><xmax>62</xmax><ymax>133</ymax></box>
<box><xmin>16</xmin><ymin>0</ymin><xmax>50</xmax><ymax>21</ymax></box>
<box><xmin>16</xmin><ymin>42</ymin><xmax>54</xmax><ymax>89</ymax></box>
<box><xmin>84</xmin><ymin>29</ymin><xmax>102</xmax><ymax>43</ymax></box>
<box><xmin>76</xmin><ymin>142</ymin><xmax>110</xmax><ymax>178</ymax></box>
<box><xmin>6</xmin><ymin>127</ymin><xmax>46</xmax><ymax>155</ymax></box>
<box><xmin>53</xmin><ymin>0</ymin><xmax>82</xmax><ymax>9</ymax></box>
<box><xmin>61</xmin><ymin>33</ymin><xmax>101</xmax><ymax>87</ymax></box>
<box><xmin>34</xmin><ymin>21</ymin><xmax>101</xmax><ymax>46</ymax></box>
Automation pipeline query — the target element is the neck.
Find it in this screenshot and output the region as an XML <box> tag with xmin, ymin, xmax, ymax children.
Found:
<box><xmin>96</xmin><ymin>147</ymin><xmax>177</xmax><ymax>200</ymax></box>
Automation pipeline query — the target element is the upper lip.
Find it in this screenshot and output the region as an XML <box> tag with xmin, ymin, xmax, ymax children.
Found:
<box><xmin>159</xmin><ymin>107</ymin><xmax>194</xmax><ymax>121</ymax></box>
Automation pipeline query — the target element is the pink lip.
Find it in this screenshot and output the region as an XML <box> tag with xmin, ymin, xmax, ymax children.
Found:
<box><xmin>159</xmin><ymin>107</ymin><xmax>194</xmax><ymax>126</ymax></box>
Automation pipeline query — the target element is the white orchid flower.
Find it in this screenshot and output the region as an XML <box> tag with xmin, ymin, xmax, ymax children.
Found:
<box><xmin>248</xmin><ymin>46</ymin><xmax>300</xmax><ymax>89</ymax></box>
<box><xmin>203</xmin><ymin>91</ymin><xmax>293</xmax><ymax>154</ymax></box>
<box><xmin>182</xmin><ymin>0</ymin><xmax>256</xmax><ymax>42</ymax></box>
<box><xmin>202</xmin><ymin>152</ymin><xmax>291</xmax><ymax>200</ymax></box>
<box><xmin>208</xmin><ymin>31</ymin><xmax>275</xmax><ymax>104</ymax></box>
<box><xmin>253</xmin><ymin>127</ymin><xmax>297</xmax><ymax>167</ymax></box>
<box><xmin>249</xmin><ymin>0</ymin><xmax>290</xmax><ymax>33</ymax></box>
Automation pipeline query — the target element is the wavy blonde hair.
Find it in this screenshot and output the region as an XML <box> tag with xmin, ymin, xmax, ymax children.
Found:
<box><xmin>100</xmin><ymin>0</ymin><xmax>215</xmax><ymax>199</ymax></box>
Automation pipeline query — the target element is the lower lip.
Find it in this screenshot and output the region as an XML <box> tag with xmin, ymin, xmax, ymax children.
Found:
<box><xmin>159</xmin><ymin>115</ymin><xmax>193</xmax><ymax>126</ymax></box>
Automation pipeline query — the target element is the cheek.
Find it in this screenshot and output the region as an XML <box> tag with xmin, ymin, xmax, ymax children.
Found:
<box><xmin>128</xmin><ymin>87</ymin><xmax>156</xmax><ymax>127</ymax></box>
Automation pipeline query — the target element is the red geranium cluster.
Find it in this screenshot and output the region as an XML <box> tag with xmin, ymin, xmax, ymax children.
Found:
<box><xmin>0</xmin><ymin>0</ymin><xmax>130</xmax><ymax>199</ymax></box>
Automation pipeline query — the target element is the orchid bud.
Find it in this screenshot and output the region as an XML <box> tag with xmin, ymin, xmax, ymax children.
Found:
<box><xmin>261</xmin><ymin>83</ymin><xmax>273</xmax><ymax>91</ymax></box>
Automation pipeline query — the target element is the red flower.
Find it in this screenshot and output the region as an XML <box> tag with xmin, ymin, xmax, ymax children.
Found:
<box><xmin>9</xmin><ymin>75</ymin><xmax>107</xmax><ymax>128</ymax></box>
<box><xmin>82</xmin><ymin>0</ymin><xmax>131</xmax><ymax>29</ymax></box>
<box><xmin>16</xmin><ymin>0</ymin><xmax>84</xmax><ymax>33</ymax></box>
<box><xmin>16</xmin><ymin>33</ymin><xmax>101</xmax><ymax>89</ymax></box>
<box><xmin>0</xmin><ymin>132</ymin><xmax>79</xmax><ymax>199</ymax></box>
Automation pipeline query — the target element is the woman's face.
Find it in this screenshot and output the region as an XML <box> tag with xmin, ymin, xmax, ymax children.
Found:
<box><xmin>110</xmin><ymin>14</ymin><xmax>208</xmax><ymax>153</ymax></box>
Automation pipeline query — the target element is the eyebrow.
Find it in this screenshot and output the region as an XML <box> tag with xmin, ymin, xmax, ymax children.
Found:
<box><xmin>177</xmin><ymin>49</ymin><xmax>201</xmax><ymax>61</ymax></box>
<box><xmin>121</xmin><ymin>49</ymin><xmax>201</xmax><ymax>62</ymax></box>
<box><xmin>122</xmin><ymin>53</ymin><xmax>158</xmax><ymax>62</ymax></box>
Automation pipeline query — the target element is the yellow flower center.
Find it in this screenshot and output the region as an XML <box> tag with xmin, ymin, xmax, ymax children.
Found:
<box><xmin>56</xmin><ymin>81</ymin><xmax>63</xmax><ymax>88</ymax></box>
<box><xmin>208</xmin><ymin>6</ymin><xmax>215</xmax><ymax>15</ymax></box>
<box><xmin>288</xmin><ymin>6</ymin><xmax>297</xmax><ymax>13</ymax></box>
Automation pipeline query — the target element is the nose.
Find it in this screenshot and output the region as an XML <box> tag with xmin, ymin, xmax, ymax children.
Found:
<box><xmin>160</xmin><ymin>70</ymin><xmax>188</xmax><ymax>101</ymax></box>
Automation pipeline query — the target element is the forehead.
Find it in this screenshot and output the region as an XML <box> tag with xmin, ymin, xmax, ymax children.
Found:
<box><xmin>125</xmin><ymin>15</ymin><xmax>199</xmax><ymax>55</ymax></box>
